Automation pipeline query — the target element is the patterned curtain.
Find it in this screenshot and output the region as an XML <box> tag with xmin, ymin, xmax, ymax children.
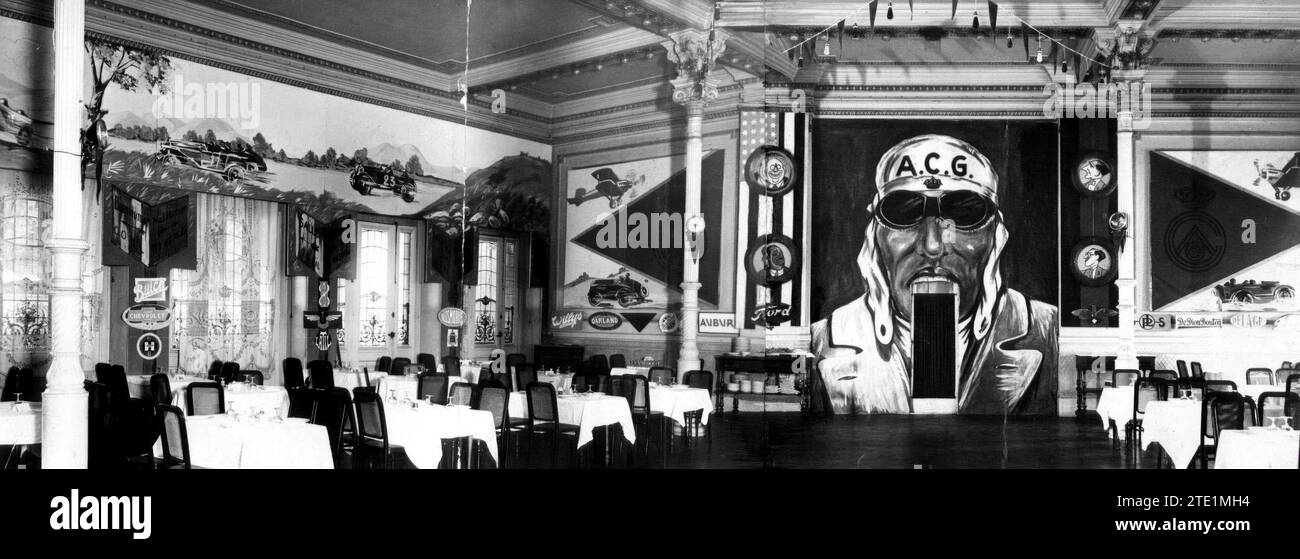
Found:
<box><xmin>170</xmin><ymin>194</ymin><xmax>284</xmax><ymax>379</ymax></box>
<box><xmin>0</xmin><ymin>170</ymin><xmax>51</xmax><ymax>372</ymax></box>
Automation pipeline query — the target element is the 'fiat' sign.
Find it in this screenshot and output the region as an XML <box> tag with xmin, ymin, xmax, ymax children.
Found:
<box><xmin>122</xmin><ymin>303</ymin><xmax>173</xmax><ymax>331</ymax></box>
<box><xmin>587</xmin><ymin>312</ymin><xmax>622</xmax><ymax>330</ymax></box>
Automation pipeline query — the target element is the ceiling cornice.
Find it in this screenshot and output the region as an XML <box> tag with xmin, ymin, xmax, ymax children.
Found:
<box><xmin>464</xmin><ymin>27</ymin><xmax>666</xmax><ymax>88</ymax></box>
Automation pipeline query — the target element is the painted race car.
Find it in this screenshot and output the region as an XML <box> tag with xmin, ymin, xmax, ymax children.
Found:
<box><xmin>350</xmin><ymin>162</ymin><xmax>416</xmax><ymax>202</ymax></box>
<box><xmin>155</xmin><ymin>139</ymin><xmax>267</xmax><ymax>180</ymax></box>
<box><xmin>1214</xmin><ymin>279</ymin><xmax>1295</xmax><ymax>305</ymax></box>
<box><xmin>0</xmin><ymin>98</ymin><xmax>34</xmax><ymax>147</ymax></box>
<box><xmin>587</xmin><ymin>274</ymin><xmax>649</xmax><ymax>307</ymax></box>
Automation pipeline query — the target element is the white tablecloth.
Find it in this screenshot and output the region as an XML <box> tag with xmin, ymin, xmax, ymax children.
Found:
<box><xmin>1141</xmin><ymin>399</ymin><xmax>1205</xmax><ymax>469</ymax></box>
<box><xmin>0</xmin><ymin>402</ymin><xmax>40</xmax><ymax>445</ymax></box>
<box><xmin>535</xmin><ymin>372</ymin><xmax>573</xmax><ymax>392</ymax></box>
<box><xmin>334</xmin><ymin>370</ymin><xmax>387</xmax><ymax>391</ymax></box>
<box><xmin>1239</xmin><ymin>384</ymin><xmax>1285</xmax><ymax>403</ymax></box>
<box><xmin>224</xmin><ymin>385</ymin><xmax>291</xmax><ymax>419</ymax></box>
<box><xmin>610</xmin><ymin>367</ymin><xmax>651</xmax><ymax>377</ymax></box>
<box><xmin>1096</xmin><ymin>386</ymin><xmax>1134</xmax><ymax>439</ymax></box>
<box><xmin>380</xmin><ymin>400</ymin><xmax>498</xmax><ymax>468</ymax></box>
<box><xmin>1213</xmin><ymin>429</ymin><xmax>1299</xmax><ymax>469</ymax></box>
<box><xmin>507</xmin><ymin>392</ymin><xmax>635</xmax><ymax>448</ymax></box>
<box><xmin>650</xmin><ymin>386</ymin><xmax>713</xmax><ymax>427</ymax></box>
<box><xmin>127</xmin><ymin>374</ymin><xmax>205</xmax><ymax>401</ymax></box>
<box><xmin>152</xmin><ymin>415</ymin><xmax>334</xmax><ymax>469</ymax></box>
<box><xmin>377</xmin><ymin>375</ymin><xmax>466</xmax><ymax>401</ymax></box>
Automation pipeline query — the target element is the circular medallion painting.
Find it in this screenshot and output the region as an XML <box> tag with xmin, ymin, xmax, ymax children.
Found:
<box><xmin>1071</xmin><ymin>153</ymin><xmax>1116</xmax><ymax>197</ymax></box>
<box><xmin>744</xmin><ymin>145</ymin><xmax>798</xmax><ymax>197</ymax></box>
<box><xmin>658</xmin><ymin>312</ymin><xmax>680</xmax><ymax>334</ymax></box>
<box><xmin>745</xmin><ymin>234</ymin><xmax>799</xmax><ymax>286</ymax></box>
<box><xmin>1069</xmin><ymin>237</ymin><xmax>1118</xmax><ymax>287</ymax></box>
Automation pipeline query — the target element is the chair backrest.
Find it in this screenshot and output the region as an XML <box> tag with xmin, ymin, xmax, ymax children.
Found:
<box><xmin>609</xmin><ymin>376</ymin><xmax>636</xmax><ymax>409</ymax></box>
<box><xmin>1133</xmin><ymin>377</ymin><xmax>1167</xmax><ymax>416</ymax></box>
<box><xmin>237</xmin><ymin>370</ymin><xmax>264</xmax><ymax>385</ymax></box>
<box><xmin>417</xmin><ymin>372</ymin><xmax>449</xmax><ymax>404</ymax></box>
<box><xmin>477</xmin><ymin>386</ymin><xmax>510</xmax><ymax>430</ymax></box>
<box><xmin>441</xmin><ymin>355</ymin><xmax>461</xmax><ymax>377</ymax></box>
<box><xmin>685</xmin><ymin>370</ymin><xmax>714</xmax><ymax>394</ymax></box>
<box><xmin>286</xmin><ymin>386</ymin><xmax>315</xmax><ymax>419</ymax></box>
<box><xmin>1287</xmin><ymin>373</ymin><xmax>1300</xmax><ymax>397</ymax></box>
<box><xmin>494</xmin><ymin>370</ymin><xmax>515</xmax><ymax>392</ymax></box>
<box><xmin>1190</xmin><ymin>361</ymin><xmax>1204</xmax><ymax>378</ymax></box>
<box><xmin>157</xmin><ymin>404</ymin><xmax>192</xmax><ymax>469</ymax></box>
<box><xmin>352</xmin><ymin>389</ymin><xmax>389</xmax><ymax>444</ymax></box>
<box><xmin>571</xmin><ymin>375</ymin><xmax>587</xmax><ymax>393</ymax></box>
<box><xmin>1176</xmin><ymin>360</ymin><xmax>1189</xmax><ymax>378</ymax></box>
<box><xmin>1137</xmin><ymin>355</ymin><xmax>1156</xmax><ymax>374</ymax></box>
<box><xmin>219</xmin><ymin>362</ymin><xmax>240</xmax><ymax>384</ymax></box>
<box><xmin>282</xmin><ymin>358</ymin><xmax>305</xmax><ymax>389</ymax></box>
<box><xmin>375</xmin><ymin>356</ymin><xmax>392</xmax><ymax>373</ymax></box>
<box><xmin>307</xmin><ymin>360</ymin><xmax>335</xmax><ymax>389</ymax></box>
<box><xmin>149</xmin><ymin>373</ymin><xmax>173</xmax><ymax>406</ymax></box>
<box><xmin>1150</xmin><ymin>370</ymin><xmax>1178</xmax><ymax>382</ymax></box>
<box><xmin>1112</xmin><ymin>369</ymin><xmax>1141</xmax><ymax>387</ymax></box>
<box><xmin>1073</xmin><ymin>355</ymin><xmax>1094</xmax><ymax>372</ymax></box>
<box><xmin>588</xmin><ymin>374</ymin><xmax>609</xmax><ymax>394</ymax></box>
<box><xmin>1246</xmin><ymin>368</ymin><xmax>1274</xmax><ymax>385</ymax></box>
<box><xmin>515</xmin><ymin>366</ymin><xmax>537</xmax><ymax>391</ymax></box>
<box><xmin>207</xmin><ymin>360</ymin><xmax>224</xmax><ymax>380</ymax></box>
<box><xmin>506</xmin><ymin>353</ymin><xmax>527</xmax><ymax>372</ymax></box>
<box><xmin>185</xmin><ymin>381</ymin><xmax>225</xmax><ymax>416</ymax></box>
<box><xmin>1205</xmin><ymin>391</ymin><xmax>1247</xmax><ymax>440</ymax></box>
<box><xmin>630</xmin><ymin>375</ymin><xmax>651</xmax><ymax>414</ymax></box>
<box><xmin>311</xmin><ymin>388</ymin><xmax>351</xmax><ymax>461</ymax></box>
<box><xmin>86</xmin><ymin>382</ymin><xmax>116</xmax><ymax>469</ymax></box>
<box><xmin>589</xmin><ymin>354</ymin><xmax>610</xmax><ymax>376</ymax></box>
<box><xmin>526</xmin><ymin>381</ymin><xmax>559</xmax><ymax>423</ymax></box>
<box><xmin>1205</xmin><ymin>380</ymin><xmax>1237</xmax><ymax>395</ymax></box>
<box><xmin>416</xmin><ymin>353</ymin><xmax>438</xmax><ymax>371</ymax></box>
<box><xmin>1256</xmin><ymin>392</ymin><xmax>1299</xmax><ymax>425</ymax></box>
<box><xmin>1</xmin><ymin>366</ymin><xmax>18</xmax><ymax>401</ymax></box>
<box><xmin>609</xmin><ymin>354</ymin><xmax>627</xmax><ymax>368</ymax></box>
<box><xmin>390</xmin><ymin>357</ymin><xmax>412</xmax><ymax>376</ymax></box>
<box><xmin>449</xmin><ymin>382</ymin><xmax>478</xmax><ymax>407</ymax></box>
<box><xmin>649</xmin><ymin>366</ymin><xmax>676</xmax><ymax>385</ymax></box>
<box><xmin>1279</xmin><ymin>361</ymin><xmax>1293</xmax><ymax>371</ymax></box>
<box><xmin>99</xmin><ymin>365</ymin><xmax>130</xmax><ymax>404</ymax></box>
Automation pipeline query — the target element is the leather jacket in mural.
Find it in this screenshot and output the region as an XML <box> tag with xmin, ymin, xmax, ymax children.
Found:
<box><xmin>811</xmin><ymin>288</ymin><xmax>1058</xmax><ymax>415</ymax></box>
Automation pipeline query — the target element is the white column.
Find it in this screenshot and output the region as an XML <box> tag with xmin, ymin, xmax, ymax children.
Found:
<box><xmin>1114</xmin><ymin>107</ymin><xmax>1138</xmax><ymax>371</ymax></box>
<box><xmin>676</xmin><ymin>100</ymin><xmax>704</xmax><ymax>378</ymax></box>
<box><xmin>42</xmin><ymin>0</ymin><xmax>89</xmax><ymax>468</ymax></box>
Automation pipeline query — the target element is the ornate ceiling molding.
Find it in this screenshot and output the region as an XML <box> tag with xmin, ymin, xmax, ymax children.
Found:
<box><xmin>463</xmin><ymin>26</ymin><xmax>666</xmax><ymax>89</ymax></box>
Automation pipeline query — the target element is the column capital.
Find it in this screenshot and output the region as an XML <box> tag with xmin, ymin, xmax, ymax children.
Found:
<box><xmin>661</xmin><ymin>28</ymin><xmax>731</xmax><ymax>106</ymax></box>
<box><xmin>1095</xmin><ymin>20</ymin><xmax>1156</xmax><ymax>80</ymax></box>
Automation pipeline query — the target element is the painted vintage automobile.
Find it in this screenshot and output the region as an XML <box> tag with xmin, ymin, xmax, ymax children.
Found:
<box><xmin>1214</xmin><ymin>278</ymin><xmax>1296</xmax><ymax>305</ymax></box>
<box><xmin>349</xmin><ymin>162</ymin><xmax>416</xmax><ymax>202</ymax></box>
<box><xmin>587</xmin><ymin>274</ymin><xmax>649</xmax><ymax>307</ymax></box>
<box><xmin>155</xmin><ymin>139</ymin><xmax>268</xmax><ymax>180</ymax></box>
<box><xmin>0</xmin><ymin>98</ymin><xmax>34</xmax><ymax>147</ymax></box>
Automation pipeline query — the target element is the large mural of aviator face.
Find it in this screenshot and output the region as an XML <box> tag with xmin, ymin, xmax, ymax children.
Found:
<box><xmin>810</xmin><ymin>122</ymin><xmax>1059</xmax><ymax>415</ymax></box>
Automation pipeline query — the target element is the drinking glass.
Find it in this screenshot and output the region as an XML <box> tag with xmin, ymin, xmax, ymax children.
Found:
<box><xmin>1283</xmin><ymin>417</ymin><xmax>1294</xmax><ymax>431</ymax></box>
<box><xmin>12</xmin><ymin>393</ymin><xmax>21</xmax><ymax>403</ymax></box>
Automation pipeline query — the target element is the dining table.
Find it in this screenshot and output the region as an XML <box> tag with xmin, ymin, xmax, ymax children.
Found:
<box><xmin>376</xmin><ymin>375</ymin><xmax>466</xmax><ymax>401</ymax></box>
<box><xmin>507</xmin><ymin>391</ymin><xmax>635</xmax><ymax>448</ymax></box>
<box><xmin>649</xmin><ymin>385</ymin><xmax>713</xmax><ymax>428</ymax></box>
<box><xmin>334</xmin><ymin>370</ymin><xmax>388</xmax><ymax>391</ymax></box>
<box><xmin>0</xmin><ymin>401</ymin><xmax>40</xmax><ymax>446</ymax></box>
<box><xmin>1213</xmin><ymin>428</ymin><xmax>1299</xmax><ymax>469</ymax></box>
<box><xmin>1095</xmin><ymin>386</ymin><xmax>1135</xmax><ymax>440</ymax></box>
<box><xmin>534</xmin><ymin>371</ymin><xmax>573</xmax><ymax>392</ymax></box>
<box><xmin>609</xmin><ymin>366</ymin><xmax>651</xmax><ymax>377</ymax></box>
<box><xmin>152</xmin><ymin>414</ymin><xmax>334</xmax><ymax>469</ymax></box>
<box><xmin>127</xmin><ymin>373</ymin><xmax>205</xmax><ymax>402</ymax></box>
<box><xmin>1140</xmin><ymin>398</ymin><xmax>1205</xmax><ymax>469</ymax></box>
<box><xmin>379</xmin><ymin>398</ymin><xmax>499</xmax><ymax>468</ymax></box>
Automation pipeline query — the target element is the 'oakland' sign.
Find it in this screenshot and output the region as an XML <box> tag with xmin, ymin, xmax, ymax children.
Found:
<box><xmin>587</xmin><ymin>312</ymin><xmax>622</xmax><ymax>330</ymax></box>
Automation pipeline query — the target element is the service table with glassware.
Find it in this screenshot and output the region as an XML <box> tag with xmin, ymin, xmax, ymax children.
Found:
<box><xmin>152</xmin><ymin>413</ymin><xmax>334</xmax><ymax>469</ymax></box>
<box><xmin>1213</xmin><ymin>425</ymin><xmax>1298</xmax><ymax>469</ymax></box>
<box><xmin>649</xmin><ymin>384</ymin><xmax>713</xmax><ymax>427</ymax></box>
<box><xmin>379</xmin><ymin>395</ymin><xmax>499</xmax><ymax>468</ymax></box>
<box><xmin>127</xmin><ymin>373</ymin><xmax>205</xmax><ymax>401</ymax></box>
<box><xmin>507</xmin><ymin>389</ymin><xmax>636</xmax><ymax>448</ymax></box>
<box><xmin>609</xmin><ymin>366</ymin><xmax>651</xmax><ymax>377</ymax></box>
<box><xmin>535</xmin><ymin>370</ymin><xmax>573</xmax><ymax>392</ymax></box>
<box><xmin>223</xmin><ymin>382</ymin><xmax>291</xmax><ymax>419</ymax></box>
<box><xmin>0</xmin><ymin>401</ymin><xmax>40</xmax><ymax>446</ymax></box>
<box><xmin>1140</xmin><ymin>396</ymin><xmax>1204</xmax><ymax>469</ymax></box>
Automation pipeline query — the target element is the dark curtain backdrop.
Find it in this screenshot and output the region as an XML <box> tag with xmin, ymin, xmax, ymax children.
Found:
<box><xmin>810</xmin><ymin>120</ymin><xmax>1059</xmax><ymax>319</ymax></box>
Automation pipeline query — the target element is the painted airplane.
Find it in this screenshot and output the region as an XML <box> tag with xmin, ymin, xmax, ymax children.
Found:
<box><xmin>567</xmin><ymin>167</ymin><xmax>642</xmax><ymax>208</ymax></box>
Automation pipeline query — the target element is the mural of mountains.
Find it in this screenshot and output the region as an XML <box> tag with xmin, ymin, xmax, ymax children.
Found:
<box><xmin>423</xmin><ymin>152</ymin><xmax>553</xmax><ymax>237</ymax></box>
<box><xmin>105</xmin><ymin>111</ymin><xmax>251</xmax><ymax>144</ymax></box>
<box><xmin>368</xmin><ymin>142</ymin><xmax>434</xmax><ymax>174</ymax></box>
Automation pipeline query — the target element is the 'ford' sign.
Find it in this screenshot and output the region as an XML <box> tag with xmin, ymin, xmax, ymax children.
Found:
<box><xmin>588</xmin><ymin>312</ymin><xmax>623</xmax><ymax>330</ymax></box>
<box><xmin>122</xmin><ymin>303</ymin><xmax>173</xmax><ymax>331</ymax></box>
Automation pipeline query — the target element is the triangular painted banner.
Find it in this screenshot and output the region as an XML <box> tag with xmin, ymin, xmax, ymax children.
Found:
<box><xmin>988</xmin><ymin>1</ymin><xmax>998</xmax><ymax>40</ymax></box>
<box><xmin>621</xmin><ymin>312</ymin><xmax>657</xmax><ymax>332</ymax></box>
<box><xmin>951</xmin><ymin>0</ymin><xmax>958</xmax><ymax>20</ymax></box>
<box><xmin>869</xmin><ymin>0</ymin><xmax>877</xmax><ymax>30</ymax></box>
<box><xmin>1149</xmin><ymin>152</ymin><xmax>1300</xmax><ymax>310</ymax></box>
<box><xmin>572</xmin><ymin>151</ymin><xmax>725</xmax><ymax>306</ymax></box>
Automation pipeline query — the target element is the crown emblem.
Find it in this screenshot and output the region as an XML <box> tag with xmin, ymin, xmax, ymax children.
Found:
<box><xmin>923</xmin><ymin>176</ymin><xmax>943</xmax><ymax>189</ymax></box>
<box><xmin>1175</xmin><ymin>186</ymin><xmax>1215</xmax><ymax>208</ymax></box>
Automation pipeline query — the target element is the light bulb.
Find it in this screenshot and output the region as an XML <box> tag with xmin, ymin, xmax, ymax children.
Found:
<box><xmin>1062</xmin><ymin>59</ymin><xmax>1069</xmax><ymax>72</ymax></box>
<box><xmin>1036</xmin><ymin>48</ymin><xmax>1044</xmax><ymax>63</ymax></box>
<box><xmin>1007</xmin><ymin>31</ymin><xmax>1014</xmax><ymax>48</ymax></box>
<box><xmin>823</xmin><ymin>40</ymin><xmax>830</xmax><ymax>56</ymax></box>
